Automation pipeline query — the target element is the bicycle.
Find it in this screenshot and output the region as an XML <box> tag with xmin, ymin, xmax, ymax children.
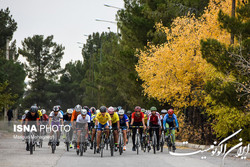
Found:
<box><xmin>51</xmin><ymin>126</ymin><xmax>58</xmax><ymax>154</ymax></box>
<box><xmin>142</xmin><ymin>129</ymin><xmax>150</xmax><ymax>152</ymax></box>
<box><xmin>149</xmin><ymin>126</ymin><xmax>160</xmax><ymax>154</ymax></box>
<box><xmin>27</xmin><ymin>130</ymin><xmax>36</xmax><ymax>155</ymax></box>
<box><xmin>64</xmin><ymin>125</ymin><xmax>71</xmax><ymax>152</ymax></box>
<box><xmin>95</xmin><ymin>127</ymin><xmax>107</xmax><ymax>158</ymax></box>
<box><xmin>118</xmin><ymin>126</ymin><xmax>126</xmax><ymax>155</ymax></box>
<box><xmin>159</xmin><ymin>129</ymin><xmax>165</xmax><ymax>152</ymax></box>
<box><xmin>130</xmin><ymin>126</ymin><xmax>143</xmax><ymax>155</ymax></box>
<box><xmin>165</xmin><ymin>127</ymin><xmax>177</xmax><ymax>153</ymax></box>
<box><xmin>77</xmin><ymin>128</ymin><xmax>88</xmax><ymax>156</ymax></box>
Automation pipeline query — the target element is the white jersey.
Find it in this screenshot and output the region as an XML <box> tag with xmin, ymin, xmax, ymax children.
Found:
<box><xmin>49</xmin><ymin>111</ymin><xmax>63</xmax><ymax>123</ymax></box>
<box><xmin>76</xmin><ymin>114</ymin><xmax>90</xmax><ymax>124</ymax></box>
<box><xmin>22</xmin><ymin>114</ymin><xmax>26</xmax><ymax>120</ymax></box>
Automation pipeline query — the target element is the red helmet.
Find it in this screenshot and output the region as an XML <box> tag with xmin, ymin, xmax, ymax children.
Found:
<box><xmin>168</xmin><ymin>109</ymin><xmax>174</xmax><ymax>115</ymax></box>
<box><xmin>108</xmin><ymin>106</ymin><xmax>115</xmax><ymax>115</ymax></box>
<box><xmin>134</xmin><ymin>106</ymin><xmax>141</xmax><ymax>112</ymax></box>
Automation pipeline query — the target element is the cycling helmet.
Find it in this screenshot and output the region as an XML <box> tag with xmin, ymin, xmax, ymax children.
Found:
<box><xmin>25</xmin><ymin>110</ymin><xmax>29</xmax><ymax>114</ymax></box>
<box><xmin>118</xmin><ymin>109</ymin><xmax>125</xmax><ymax>115</ymax></box>
<box><xmin>81</xmin><ymin>109</ymin><xmax>87</xmax><ymax>115</ymax></box>
<box><xmin>83</xmin><ymin>106</ymin><xmax>89</xmax><ymax>111</ymax></box>
<box><xmin>90</xmin><ymin>107</ymin><xmax>96</xmax><ymax>114</ymax></box>
<box><xmin>41</xmin><ymin>109</ymin><xmax>46</xmax><ymax>115</ymax></box>
<box><xmin>168</xmin><ymin>109</ymin><xmax>174</xmax><ymax>115</ymax></box>
<box><xmin>100</xmin><ymin>106</ymin><xmax>107</xmax><ymax>113</ymax></box>
<box><xmin>117</xmin><ymin>106</ymin><xmax>122</xmax><ymax>111</ymax></box>
<box><xmin>113</xmin><ymin>107</ymin><xmax>118</xmax><ymax>112</ymax></box>
<box><xmin>67</xmin><ymin>108</ymin><xmax>73</xmax><ymax>114</ymax></box>
<box><xmin>53</xmin><ymin>106</ymin><xmax>60</xmax><ymax>112</ymax></box>
<box><xmin>75</xmin><ymin>104</ymin><xmax>82</xmax><ymax>112</ymax></box>
<box><xmin>30</xmin><ymin>106</ymin><xmax>38</xmax><ymax>113</ymax></box>
<box><xmin>108</xmin><ymin>106</ymin><xmax>115</xmax><ymax>115</ymax></box>
<box><xmin>161</xmin><ymin>109</ymin><xmax>167</xmax><ymax>114</ymax></box>
<box><xmin>134</xmin><ymin>106</ymin><xmax>141</xmax><ymax>112</ymax></box>
<box><xmin>56</xmin><ymin>105</ymin><xmax>61</xmax><ymax>110</ymax></box>
<box><xmin>141</xmin><ymin>108</ymin><xmax>146</xmax><ymax>113</ymax></box>
<box><xmin>126</xmin><ymin>110</ymin><xmax>132</xmax><ymax>114</ymax></box>
<box><xmin>96</xmin><ymin>109</ymin><xmax>100</xmax><ymax>113</ymax></box>
<box><xmin>150</xmin><ymin>106</ymin><xmax>157</xmax><ymax>111</ymax></box>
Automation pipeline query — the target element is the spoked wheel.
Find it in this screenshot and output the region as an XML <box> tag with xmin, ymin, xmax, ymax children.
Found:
<box><xmin>119</xmin><ymin>137</ymin><xmax>123</xmax><ymax>155</ymax></box>
<box><xmin>153</xmin><ymin>132</ymin><xmax>156</xmax><ymax>154</ymax></box>
<box><xmin>94</xmin><ymin>141</ymin><xmax>97</xmax><ymax>154</ymax></box>
<box><xmin>52</xmin><ymin>144</ymin><xmax>56</xmax><ymax>154</ymax></box>
<box><xmin>110</xmin><ymin>136</ymin><xmax>114</xmax><ymax>156</ymax></box>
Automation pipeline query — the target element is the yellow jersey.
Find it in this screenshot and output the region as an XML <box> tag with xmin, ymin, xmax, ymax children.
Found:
<box><xmin>95</xmin><ymin>112</ymin><xmax>111</xmax><ymax>125</ymax></box>
<box><xmin>111</xmin><ymin>112</ymin><xmax>119</xmax><ymax>124</ymax></box>
<box><xmin>144</xmin><ymin>115</ymin><xmax>148</xmax><ymax>124</ymax></box>
<box><xmin>37</xmin><ymin>110</ymin><xmax>43</xmax><ymax>117</ymax></box>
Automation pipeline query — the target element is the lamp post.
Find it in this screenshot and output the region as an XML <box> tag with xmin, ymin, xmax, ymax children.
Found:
<box><xmin>104</xmin><ymin>4</ymin><xmax>122</xmax><ymax>10</ymax></box>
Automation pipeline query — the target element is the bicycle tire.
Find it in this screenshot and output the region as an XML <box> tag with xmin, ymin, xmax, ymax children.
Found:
<box><xmin>94</xmin><ymin>133</ymin><xmax>97</xmax><ymax>154</ymax></box>
<box><xmin>80</xmin><ymin>144</ymin><xmax>83</xmax><ymax>156</ymax></box>
<box><xmin>136</xmin><ymin>133</ymin><xmax>139</xmax><ymax>155</ymax></box>
<box><xmin>110</xmin><ymin>134</ymin><xmax>114</xmax><ymax>156</ymax></box>
<box><xmin>160</xmin><ymin>135</ymin><xmax>164</xmax><ymax>152</ymax></box>
<box><xmin>119</xmin><ymin>135</ymin><xmax>122</xmax><ymax>155</ymax></box>
<box><xmin>52</xmin><ymin>144</ymin><xmax>55</xmax><ymax>154</ymax></box>
<box><xmin>153</xmin><ymin>131</ymin><xmax>156</xmax><ymax>154</ymax></box>
<box><xmin>66</xmin><ymin>142</ymin><xmax>69</xmax><ymax>151</ymax></box>
<box><xmin>30</xmin><ymin>142</ymin><xmax>33</xmax><ymax>155</ymax></box>
<box><xmin>101</xmin><ymin>134</ymin><xmax>104</xmax><ymax>157</ymax></box>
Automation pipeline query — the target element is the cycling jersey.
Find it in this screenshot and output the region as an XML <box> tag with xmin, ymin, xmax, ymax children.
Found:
<box><xmin>95</xmin><ymin>112</ymin><xmax>111</xmax><ymax>125</ymax></box>
<box><xmin>91</xmin><ymin>113</ymin><xmax>96</xmax><ymax>122</ymax></box>
<box><xmin>119</xmin><ymin>114</ymin><xmax>129</xmax><ymax>126</ymax></box>
<box><xmin>147</xmin><ymin>112</ymin><xmax>161</xmax><ymax>126</ymax></box>
<box><xmin>76</xmin><ymin>114</ymin><xmax>90</xmax><ymax>123</ymax></box>
<box><xmin>144</xmin><ymin>115</ymin><xmax>148</xmax><ymax>124</ymax></box>
<box><xmin>71</xmin><ymin>110</ymin><xmax>81</xmax><ymax>122</ymax></box>
<box><xmin>42</xmin><ymin>114</ymin><xmax>49</xmax><ymax>121</ymax></box>
<box><xmin>111</xmin><ymin>112</ymin><xmax>119</xmax><ymax>124</ymax></box>
<box><xmin>49</xmin><ymin>111</ymin><xmax>63</xmax><ymax>123</ymax></box>
<box><xmin>25</xmin><ymin>112</ymin><xmax>39</xmax><ymax>121</ymax></box>
<box><xmin>37</xmin><ymin>110</ymin><xmax>43</xmax><ymax>117</ymax></box>
<box><xmin>131</xmin><ymin>112</ymin><xmax>144</xmax><ymax>122</ymax></box>
<box><xmin>163</xmin><ymin>114</ymin><xmax>179</xmax><ymax>129</ymax></box>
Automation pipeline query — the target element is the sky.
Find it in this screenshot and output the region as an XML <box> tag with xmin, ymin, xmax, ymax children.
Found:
<box><xmin>1</xmin><ymin>0</ymin><xmax>124</xmax><ymax>67</ymax></box>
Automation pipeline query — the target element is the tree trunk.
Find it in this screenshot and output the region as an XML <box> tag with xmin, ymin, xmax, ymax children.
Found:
<box><xmin>230</xmin><ymin>0</ymin><xmax>236</xmax><ymax>44</ymax></box>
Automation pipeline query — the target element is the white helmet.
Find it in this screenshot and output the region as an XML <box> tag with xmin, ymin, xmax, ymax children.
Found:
<box><xmin>118</xmin><ymin>109</ymin><xmax>125</xmax><ymax>115</ymax></box>
<box><xmin>41</xmin><ymin>109</ymin><xmax>46</xmax><ymax>115</ymax></box>
<box><xmin>75</xmin><ymin>104</ymin><xmax>82</xmax><ymax>112</ymax></box>
<box><xmin>67</xmin><ymin>108</ymin><xmax>73</xmax><ymax>114</ymax></box>
<box><xmin>161</xmin><ymin>109</ymin><xmax>167</xmax><ymax>114</ymax></box>
<box><xmin>25</xmin><ymin>110</ymin><xmax>29</xmax><ymax>114</ymax></box>
<box><xmin>96</xmin><ymin>109</ymin><xmax>100</xmax><ymax>113</ymax></box>
<box><xmin>81</xmin><ymin>109</ymin><xmax>87</xmax><ymax>115</ymax></box>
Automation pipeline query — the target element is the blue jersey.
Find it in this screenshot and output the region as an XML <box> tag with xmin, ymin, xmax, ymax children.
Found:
<box><xmin>163</xmin><ymin>114</ymin><xmax>179</xmax><ymax>129</ymax></box>
<box><xmin>60</xmin><ymin>110</ymin><xmax>64</xmax><ymax>116</ymax></box>
<box><xmin>87</xmin><ymin>110</ymin><xmax>92</xmax><ymax>121</ymax></box>
<box><xmin>119</xmin><ymin>114</ymin><xmax>129</xmax><ymax>126</ymax></box>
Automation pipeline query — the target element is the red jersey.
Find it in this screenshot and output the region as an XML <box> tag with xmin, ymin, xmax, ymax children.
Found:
<box><xmin>131</xmin><ymin>112</ymin><xmax>144</xmax><ymax>122</ymax></box>
<box><xmin>42</xmin><ymin>114</ymin><xmax>49</xmax><ymax>121</ymax></box>
<box><xmin>148</xmin><ymin>112</ymin><xmax>161</xmax><ymax>126</ymax></box>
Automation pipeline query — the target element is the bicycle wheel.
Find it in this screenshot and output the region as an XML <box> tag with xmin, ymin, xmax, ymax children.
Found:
<box><xmin>101</xmin><ymin>134</ymin><xmax>104</xmax><ymax>157</ymax></box>
<box><xmin>136</xmin><ymin>133</ymin><xmax>139</xmax><ymax>155</ymax></box>
<box><xmin>110</xmin><ymin>134</ymin><xmax>114</xmax><ymax>156</ymax></box>
<box><xmin>30</xmin><ymin>141</ymin><xmax>33</xmax><ymax>155</ymax></box>
<box><xmin>160</xmin><ymin>134</ymin><xmax>164</xmax><ymax>152</ymax></box>
<box><xmin>119</xmin><ymin>134</ymin><xmax>122</xmax><ymax>155</ymax></box>
<box><xmin>52</xmin><ymin>143</ymin><xmax>55</xmax><ymax>154</ymax></box>
<box><xmin>66</xmin><ymin>142</ymin><xmax>69</xmax><ymax>151</ymax></box>
<box><xmin>153</xmin><ymin>131</ymin><xmax>156</xmax><ymax>154</ymax></box>
<box><xmin>40</xmin><ymin>139</ymin><xmax>43</xmax><ymax>148</ymax></box>
<box><xmin>80</xmin><ymin>144</ymin><xmax>83</xmax><ymax>156</ymax></box>
<box><xmin>167</xmin><ymin>136</ymin><xmax>171</xmax><ymax>153</ymax></box>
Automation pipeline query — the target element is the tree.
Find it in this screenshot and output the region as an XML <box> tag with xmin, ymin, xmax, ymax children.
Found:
<box><xmin>136</xmin><ymin>0</ymin><xmax>235</xmax><ymax>143</ymax></box>
<box><xmin>18</xmin><ymin>35</ymin><xmax>64</xmax><ymax>108</ymax></box>
<box><xmin>0</xmin><ymin>81</ymin><xmax>17</xmax><ymax>110</ymax></box>
<box><xmin>200</xmin><ymin>1</ymin><xmax>250</xmax><ymax>141</ymax></box>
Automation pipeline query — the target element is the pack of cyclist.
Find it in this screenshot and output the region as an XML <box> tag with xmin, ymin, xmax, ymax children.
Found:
<box><xmin>22</xmin><ymin>104</ymin><xmax>179</xmax><ymax>154</ymax></box>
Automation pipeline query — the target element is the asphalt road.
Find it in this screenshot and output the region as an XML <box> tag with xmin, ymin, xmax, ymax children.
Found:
<box><xmin>0</xmin><ymin>131</ymin><xmax>249</xmax><ymax>167</ymax></box>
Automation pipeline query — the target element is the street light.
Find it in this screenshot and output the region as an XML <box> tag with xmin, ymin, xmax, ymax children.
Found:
<box><xmin>95</xmin><ymin>19</ymin><xmax>119</xmax><ymax>34</ymax></box>
<box><xmin>104</xmin><ymin>4</ymin><xmax>123</xmax><ymax>10</ymax></box>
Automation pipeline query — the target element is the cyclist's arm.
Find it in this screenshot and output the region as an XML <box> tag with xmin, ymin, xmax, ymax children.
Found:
<box><xmin>142</xmin><ymin>114</ymin><xmax>146</xmax><ymax>127</ymax></box>
<box><xmin>108</xmin><ymin>120</ymin><xmax>112</xmax><ymax>127</ymax></box>
<box><xmin>95</xmin><ymin>119</ymin><xmax>98</xmax><ymax>126</ymax></box>
<box><xmin>147</xmin><ymin>116</ymin><xmax>150</xmax><ymax>127</ymax></box>
<box><xmin>49</xmin><ymin>117</ymin><xmax>52</xmax><ymax>126</ymax></box>
<box><xmin>158</xmin><ymin>115</ymin><xmax>162</xmax><ymax>127</ymax></box>
<box><xmin>163</xmin><ymin>115</ymin><xmax>166</xmax><ymax>130</ymax></box>
<box><xmin>130</xmin><ymin>118</ymin><xmax>134</xmax><ymax>125</ymax></box>
<box><xmin>117</xmin><ymin>121</ymin><xmax>120</xmax><ymax>130</ymax></box>
<box><xmin>174</xmin><ymin>115</ymin><xmax>179</xmax><ymax>128</ymax></box>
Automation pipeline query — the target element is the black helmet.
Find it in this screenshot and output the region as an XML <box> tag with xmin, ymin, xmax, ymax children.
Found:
<box><xmin>83</xmin><ymin>106</ymin><xmax>89</xmax><ymax>111</ymax></box>
<box><xmin>53</xmin><ymin>106</ymin><xmax>60</xmax><ymax>112</ymax></box>
<box><xmin>30</xmin><ymin>106</ymin><xmax>38</xmax><ymax>113</ymax></box>
<box><xmin>100</xmin><ymin>106</ymin><xmax>107</xmax><ymax>113</ymax></box>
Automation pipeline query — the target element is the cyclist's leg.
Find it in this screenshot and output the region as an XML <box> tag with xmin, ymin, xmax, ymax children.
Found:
<box><xmin>77</xmin><ymin>130</ymin><xmax>81</xmax><ymax>149</ymax></box>
<box><xmin>123</xmin><ymin>129</ymin><xmax>127</xmax><ymax>146</ymax></box>
<box><xmin>165</xmin><ymin>123</ymin><xmax>170</xmax><ymax>137</ymax></box>
<box><xmin>132</xmin><ymin>126</ymin><xmax>136</xmax><ymax>147</ymax></box>
<box><xmin>96</xmin><ymin>123</ymin><xmax>103</xmax><ymax>148</ymax></box>
<box><xmin>171</xmin><ymin>129</ymin><xmax>176</xmax><ymax>143</ymax></box>
<box><xmin>156</xmin><ymin>126</ymin><xmax>160</xmax><ymax>148</ymax></box>
<box><xmin>104</xmin><ymin>123</ymin><xmax>109</xmax><ymax>139</ymax></box>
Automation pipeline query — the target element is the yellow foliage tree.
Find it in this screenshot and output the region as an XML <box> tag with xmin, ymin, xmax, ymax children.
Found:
<box><xmin>136</xmin><ymin>0</ymin><xmax>232</xmax><ymax>109</ymax></box>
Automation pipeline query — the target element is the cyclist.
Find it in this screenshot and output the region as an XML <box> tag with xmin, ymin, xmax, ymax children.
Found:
<box><xmin>25</xmin><ymin>106</ymin><xmax>40</xmax><ymax>150</ymax></box>
<box><xmin>159</xmin><ymin>109</ymin><xmax>167</xmax><ymax>143</ymax></box>
<box><xmin>76</xmin><ymin>109</ymin><xmax>90</xmax><ymax>151</ymax></box>
<box><xmin>108</xmin><ymin>106</ymin><xmax>120</xmax><ymax>151</ymax></box>
<box><xmin>48</xmin><ymin>106</ymin><xmax>63</xmax><ymax>146</ymax></box>
<box><xmin>163</xmin><ymin>109</ymin><xmax>179</xmax><ymax>151</ymax></box>
<box><xmin>95</xmin><ymin>106</ymin><xmax>112</xmax><ymax>153</ymax></box>
<box><xmin>130</xmin><ymin>106</ymin><xmax>146</xmax><ymax>151</ymax></box>
<box><xmin>147</xmin><ymin>106</ymin><xmax>161</xmax><ymax>151</ymax></box>
<box><xmin>141</xmin><ymin>108</ymin><xmax>147</xmax><ymax>127</ymax></box>
<box><xmin>90</xmin><ymin>107</ymin><xmax>97</xmax><ymax>149</ymax></box>
<box><xmin>118</xmin><ymin>109</ymin><xmax>129</xmax><ymax>151</ymax></box>
<box><xmin>71</xmin><ymin>104</ymin><xmax>82</xmax><ymax>147</ymax></box>
<box><xmin>64</xmin><ymin>108</ymin><xmax>74</xmax><ymax>148</ymax></box>
<box><xmin>21</xmin><ymin>110</ymin><xmax>29</xmax><ymax>125</ymax></box>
